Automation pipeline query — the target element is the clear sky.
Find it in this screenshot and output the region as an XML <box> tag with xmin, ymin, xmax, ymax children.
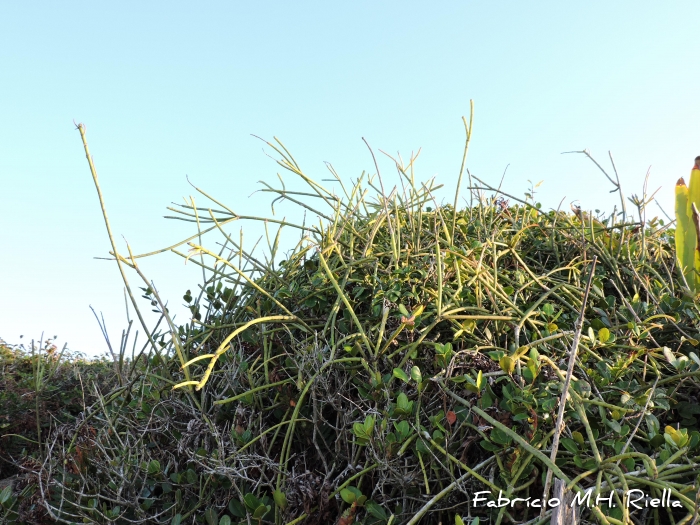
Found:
<box><xmin>2</xmin><ymin>2</ymin><xmax>699</xmax><ymax>357</ymax></box>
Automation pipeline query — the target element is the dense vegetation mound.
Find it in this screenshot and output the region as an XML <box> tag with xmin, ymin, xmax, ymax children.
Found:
<box><xmin>3</xmin><ymin>131</ymin><xmax>700</xmax><ymax>525</ymax></box>
<box><xmin>0</xmin><ymin>339</ymin><xmax>115</xmax><ymax>523</ymax></box>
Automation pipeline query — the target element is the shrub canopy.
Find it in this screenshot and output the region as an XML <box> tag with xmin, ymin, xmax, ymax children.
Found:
<box><xmin>4</xmin><ymin>133</ymin><xmax>700</xmax><ymax>525</ymax></box>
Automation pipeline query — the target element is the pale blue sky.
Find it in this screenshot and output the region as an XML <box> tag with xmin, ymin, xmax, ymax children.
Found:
<box><xmin>2</xmin><ymin>2</ymin><xmax>699</xmax><ymax>356</ymax></box>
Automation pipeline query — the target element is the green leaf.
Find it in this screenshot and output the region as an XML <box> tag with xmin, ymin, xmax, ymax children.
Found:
<box><xmin>650</xmin><ymin>434</ymin><xmax>665</xmax><ymax>449</ymax></box>
<box><xmin>461</xmin><ymin>319</ymin><xmax>476</xmax><ymax>334</ymax></box>
<box><xmin>598</xmin><ymin>327</ymin><xmax>610</xmax><ymax>343</ymax></box>
<box><xmin>253</xmin><ymin>504</ymin><xmax>269</xmax><ymax>519</ymax></box>
<box><xmin>395</xmin><ymin>392</ymin><xmax>413</xmax><ymax>415</ymax></box>
<box><xmin>0</xmin><ymin>485</ymin><xmax>11</xmax><ymax>506</ymax></box>
<box><xmin>147</xmin><ymin>459</ymin><xmax>161</xmax><ymax>476</ymax></box>
<box><xmin>465</xmin><ymin>372</ymin><xmax>481</xmax><ymax>394</ymax></box>
<box><xmin>410</xmin><ymin>366</ymin><xmax>422</xmax><ymax>383</ymax></box>
<box><xmin>587</xmin><ymin>326</ymin><xmax>596</xmax><ymax>344</ymax></box>
<box><xmin>228</xmin><ymin>499</ymin><xmax>246</xmax><ymax>517</ymax></box>
<box><xmin>529</xmin><ymin>347</ymin><xmax>540</xmax><ymax>362</ymax></box>
<box><xmin>606</xmin><ymin>419</ymin><xmax>622</xmax><ymax>434</ymax></box>
<box><xmin>392</xmin><ymin>368</ymin><xmax>409</xmax><ymax>382</ymax></box>
<box><xmin>353</xmin><ymin>421</ymin><xmax>370</xmax><ymax>441</ymax></box>
<box><xmin>363</xmin><ymin>415</ymin><xmax>375</xmax><ymax>435</ymax></box>
<box><xmin>560</xmin><ymin>438</ymin><xmax>579</xmax><ymax>454</ymax></box>
<box><xmin>394</xmin><ymin>420</ymin><xmax>410</xmax><ymax>441</ymax></box>
<box><xmin>365</xmin><ymin>500</ymin><xmax>388</xmax><ymax>520</ymax></box>
<box><xmin>243</xmin><ymin>493</ymin><xmax>260</xmax><ymax>510</ymax></box>
<box><xmin>499</xmin><ymin>355</ymin><xmax>515</xmax><ymax>374</ymax></box>
<box><xmin>204</xmin><ymin>507</ymin><xmax>218</xmax><ymax>525</ymax></box>
<box><xmin>488</xmin><ymin>350</ymin><xmax>505</xmax><ymax>361</ymax></box>
<box><xmin>690</xmin><ymin>431</ymin><xmax>700</xmax><ymax>450</ymax></box>
<box><xmin>490</xmin><ymin>428</ymin><xmax>512</xmax><ymax>446</ymax></box>
<box><xmin>273</xmin><ymin>489</ymin><xmax>287</xmax><ymax>510</ymax></box>
<box><xmin>340</xmin><ymin>488</ymin><xmax>358</xmax><ymax>504</ymax></box>
<box><xmin>186</xmin><ymin>469</ymin><xmax>197</xmax><ymax>484</ymax></box>
<box><xmin>171</xmin><ymin>514</ymin><xmax>183</xmax><ymax>525</ymax></box>
<box><xmin>480</xmin><ymin>439</ymin><xmax>501</xmax><ymax>452</ymax></box>
<box><xmin>581</xmin><ymin>457</ymin><xmax>597</xmax><ymax>469</ymax></box>
<box><xmin>479</xmin><ymin>390</ymin><xmax>494</xmax><ymax>409</ymax></box>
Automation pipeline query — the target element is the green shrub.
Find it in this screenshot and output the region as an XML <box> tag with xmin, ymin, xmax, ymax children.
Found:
<box><xmin>0</xmin><ymin>338</ymin><xmax>114</xmax><ymax>523</ymax></box>
<box><xmin>7</xmin><ymin>122</ymin><xmax>700</xmax><ymax>525</ymax></box>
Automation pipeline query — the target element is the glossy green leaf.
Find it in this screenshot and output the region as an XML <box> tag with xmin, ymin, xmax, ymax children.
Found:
<box><xmin>410</xmin><ymin>366</ymin><xmax>422</xmax><ymax>383</ymax></box>
<box><xmin>392</xmin><ymin>368</ymin><xmax>409</xmax><ymax>382</ymax></box>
